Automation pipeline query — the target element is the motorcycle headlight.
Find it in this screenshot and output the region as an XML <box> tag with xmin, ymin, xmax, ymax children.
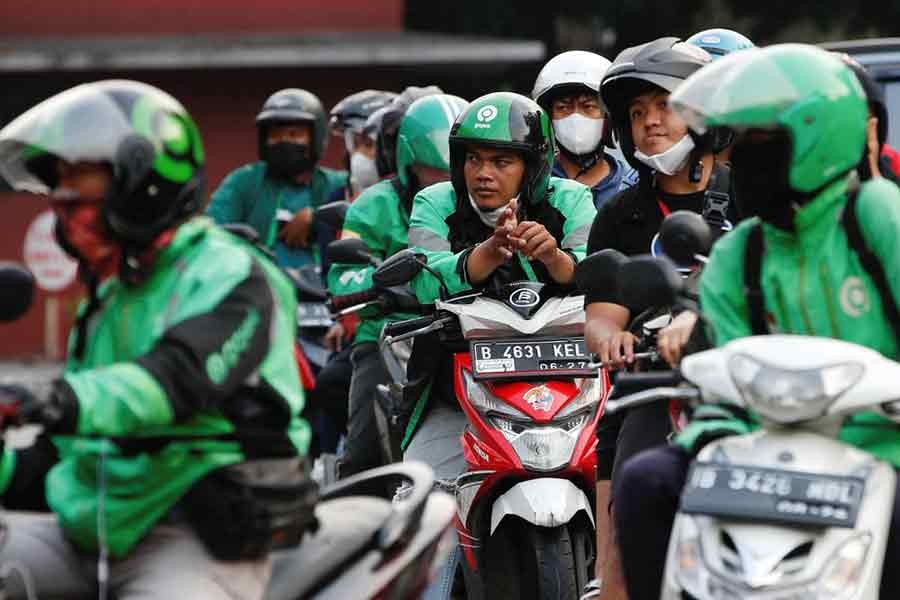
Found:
<box><xmin>489</xmin><ymin>420</ymin><xmax>579</xmax><ymax>471</ymax></box>
<box><xmin>464</xmin><ymin>370</ymin><xmax>527</xmax><ymax>419</ymax></box>
<box><xmin>728</xmin><ymin>354</ymin><xmax>864</xmax><ymax>423</ymax></box>
<box><xmin>555</xmin><ymin>377</ymin><xmax>603</xmax><ymax>419</ymax></box>
<box><xmin>816</xmin><ymin>533</ymin><xmax>871</xmax><ymax>600</ymax></box>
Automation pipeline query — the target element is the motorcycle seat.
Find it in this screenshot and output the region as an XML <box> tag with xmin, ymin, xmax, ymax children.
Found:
<box><xmin>263</xmin><ymin>495</ymin><xmax>393</xmax><ymax>600</ymax></box>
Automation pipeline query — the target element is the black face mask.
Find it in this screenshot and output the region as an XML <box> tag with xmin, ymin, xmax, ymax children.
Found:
<box><xmin>265</xmin><ymin>142</ymin><xmax>314</xmax><ymax>179</ymax></box>
<box><xmin>731</xmin><ymin>134</ymin><xmax>807</xmax><ymax>231</ymax></box>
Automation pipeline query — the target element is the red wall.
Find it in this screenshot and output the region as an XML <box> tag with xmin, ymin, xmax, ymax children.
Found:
<box><xmin>0</xmin><ymin>0</ymin><xmax>403</xmax><ymax>36</ymax></box>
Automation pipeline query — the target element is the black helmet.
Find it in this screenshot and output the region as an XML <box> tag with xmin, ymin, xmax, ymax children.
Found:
<box><xmin>328</xmin><ymin>90</ymin><xmax>397</xmax><ymax>149</ymax></box>
<box><xmin>0</xmin><ymin>79</ymin><xmax>205</xmax><ymax>248</ymax></box>
<box><xmin>449</xmin><ymin>92</ymin><xmax>556</xmax><ymax>207</ymax></box>
<box><xmin>837</xmin><ymin>53</ymin><xmax>888</xmax><ymax>147</ymax></box>
<box><xmin>601</xmin><ymin>37</ymin><xmax>712</xmax><ymax>169</ymax></box>
<box><xmin>372</xmin><ymin>85</ymin><xmax>444</xmax><ymax>177</ymax></box>
<box><xmin>256</xmin><ymin>89</ymin><xmax>328</xmax><ymax>162</ymax></box>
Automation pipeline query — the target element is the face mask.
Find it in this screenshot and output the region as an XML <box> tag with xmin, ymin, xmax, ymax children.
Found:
<box><xmin>468</xmin><ymin>194</ymin><xmax>516</xmax><ymax>228</ymax></box>
<box><xmin>349</xmin><ymin>152</ymin><xmax>379</xmax><ymax>194</ymax></box>
<box><xmin>265</xmin><ymin>142</ymin><xmax>314</xmax><ymax>179</ymax></box>
<box><xmin>634</xmin><ymin>134</ymin><xmax>696</xmax><ymax>176</ymax></box>
<box><xmin>52</xmin><ymin>197</ymin><xmax>120</xmax><ymax>279</ymax></box>
<box><xmin>553</xmin><ymin>113</ymin><xmax>605</xmax><ymax>156</ymax></box>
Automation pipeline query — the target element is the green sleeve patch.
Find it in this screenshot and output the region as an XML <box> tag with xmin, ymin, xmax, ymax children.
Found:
<box><xmin>205</xmin><ymin>308</ymin><xmax>261</xmax><ymax>385</ymax></box>
<box><xmin>0</xmin><ymin>447</ymin><xmax>16</xmax><ymax>495</ymax></box>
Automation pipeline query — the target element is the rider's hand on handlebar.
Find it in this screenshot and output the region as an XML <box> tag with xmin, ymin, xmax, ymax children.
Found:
<box><xmin>657</xmin><ymin>311</ymin><xmax>699</xmax><ymax>368</ymax></box>
<box><xmin>278</xmin><ymin>207</ymin><xmax>313</xmax><ymax>248</ymax></box>
<box><xmin>594</xmin><ymin>331</ymin><xmax>638</xmax><ymax>370</ymax></box>
<box><xmin>0</xmin><ymin>383</ymin><xmax>77</xmax><ymax>433</ymax></box>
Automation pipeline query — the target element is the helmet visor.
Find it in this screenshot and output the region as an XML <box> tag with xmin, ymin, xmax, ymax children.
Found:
<box><xmin>670</xmin><ymin>48</ymin><xmax>800</xmax><ymax>135</ymax></box>
<box><xmin>0</xmin><ymin>84</ymin><xmax>134</xmax><ymax>194</ymax></box>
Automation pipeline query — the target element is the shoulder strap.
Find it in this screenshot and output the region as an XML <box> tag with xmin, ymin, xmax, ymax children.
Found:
<box><xmin>743</xmin><ymin>222</ymin><xmax>769</xmax><ymax>335</ymax></box>
<box><xmin>841</xmin><ymin>189</ymin><xmax>900</xmax><ymax>341</ymax></box>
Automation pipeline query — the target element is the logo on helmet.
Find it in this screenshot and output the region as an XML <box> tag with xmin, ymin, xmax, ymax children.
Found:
<box><xmin>475</xmin><ymin>105</ymin><xmax>499</xmax><ymax>129</ymax></box>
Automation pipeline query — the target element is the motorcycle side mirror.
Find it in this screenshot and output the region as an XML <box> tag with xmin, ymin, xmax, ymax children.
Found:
<box><xmin>618</xmin><ymin>255</ymin><xmax>684</xmax><ymax>313</ymax></box>
<box><xmin>575</xmin><ymin>249</ymin><xmax>628</xmax><ymax>299</ymax></box>
<box><xmin>326</xmin><ymin>238</ymin><xmax>378</xmax><ymax>266</ymax></box>
<box><xmin>659</xmin><ymin>210</ymin><xmax>713</xmax><ymax>266</ymax></box>
<box><xmin>222</xmin><ymin>223</ymin><xmax>261</xmax><ymax>245</ymax></box>
<box><xmin>0</xmin><ymin>262</ymin><xmax>36</xmax><ymax>322</ymax></box>
<box><xmin>373</xmin><ymin>249</ymin><xmax>427</xmax><ymax>288</ymax></box>
<box><xmin>316</xmin><ymin>201</ymin><xmax>350</xmax><ymax>232</ymax></box>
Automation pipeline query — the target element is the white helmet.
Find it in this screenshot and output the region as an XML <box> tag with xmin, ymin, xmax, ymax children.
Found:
<box><xmin>532</xmin><ymin>50</ymin><xmax>613</xmax><ymax>160</ymax></box>
<box><xmin>532</xmin><ymin>50</ymin><xmax>612</xmax><ymax>109</ymax></box>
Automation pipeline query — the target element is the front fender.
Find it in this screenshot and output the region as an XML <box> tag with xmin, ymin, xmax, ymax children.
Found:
<box><xmin>490</xmin><ymin>478</ymin><xmax>594</xmax><ymax>535</ymax></box>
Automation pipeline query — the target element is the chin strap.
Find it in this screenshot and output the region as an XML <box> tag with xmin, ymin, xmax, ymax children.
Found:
<box><xmin>560</xmin><ymin>145</ymin><xmax>604</xmax><ymax>179</ymax></box>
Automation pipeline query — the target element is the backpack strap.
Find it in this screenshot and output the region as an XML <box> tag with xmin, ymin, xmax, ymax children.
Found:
<box><xmin>703</xmin><ymin>165</ymin><xmax>732</xmax><ymax>231</ymax></box>
<box><xmin>743</xmin><ymin>222</ymin><xmax>769</xmax><ymax>335</ymax></box>
<box><xmin>841</xmin><ymin>189</ymin><xmax>900</xmax><ymax>341</ymax></box>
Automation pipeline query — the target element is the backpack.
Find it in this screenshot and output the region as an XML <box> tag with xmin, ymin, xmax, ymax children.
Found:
<box><xmin>743</xmin><ymin>188</ymin><xmax>900</xmax><ymax>338</ymax></box>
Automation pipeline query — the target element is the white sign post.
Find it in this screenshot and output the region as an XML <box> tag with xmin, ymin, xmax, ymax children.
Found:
<box><xmin>23</xmin><ymin>210</ymin><xmax>78</xmax><ymax>358</ymax></box>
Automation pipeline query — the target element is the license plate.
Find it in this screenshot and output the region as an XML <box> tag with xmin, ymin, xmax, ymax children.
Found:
<box><xmin>470</xmin><ymin>336</ymin><xmax>596</xmax><ymax>380</ymax></box>
<box><xmin>297</xmin><ymin>302</ymin><xmax>332</xmax><ymax>327</ymax></box>
<box><xmin>681</xmin><ymin>462</ymin><xmax>865</xmax><ymax>528</ymax></box>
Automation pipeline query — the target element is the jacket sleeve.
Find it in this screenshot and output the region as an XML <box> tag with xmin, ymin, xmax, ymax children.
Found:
<box><xmin>206</xmin><ymin>167</ymin><xmax>250</xmax><ymax>226</ymax></box>
<box><xmin>856</xmin><ymin>178</ymin><xmax>900</xmax><ymax>306</ymax></box>
<box><xmin>327</xmin><ymin>192</ymin><xmax>383</xmax><ymax>297</ymax></box>
<box><xmin>557</xmin><ymin>184</ymin><xmax>598</xmax><ymax>262</ymax></box>
<box><xmin>407</xmin><ymin>188</ymin><xmax>474</xmax><ymax>303</ymax></box>
<box><xmin>63</xmin><ymin>260</ymin><xmax>276</xmax><ymax>437</ymax></box>
<box><xmin>698</xmin><ymin>225</ymin><xmax>755</xmax><ymax>347</ymax></box>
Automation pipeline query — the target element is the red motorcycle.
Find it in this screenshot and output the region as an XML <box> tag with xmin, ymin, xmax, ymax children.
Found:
<box><xmin>375</xmin><ymin>250</ymin><xmax>609</xmax><ymax>599</ymax></box>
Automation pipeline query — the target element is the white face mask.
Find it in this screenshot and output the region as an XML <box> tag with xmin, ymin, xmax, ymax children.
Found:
<box><xmin>553</xmin><ymin>113</ymin><xmax>605</xmax><ymax>156</ymax></box>
<box><xmin>349</xmin><ymin>152</ymin><xmax>379</xmax><ymax>194</ymax></box>
<box><xmin>634</xmin><ymin>134</ymin><xmax>696</xmax><ymax>176</ymax></box>
<box><xmin>469</xmin><ymin>194</ymin><xmax>516</xmax><ymax>228</ymax></box>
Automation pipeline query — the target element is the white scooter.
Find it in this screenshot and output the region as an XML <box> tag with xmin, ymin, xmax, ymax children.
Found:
<box><xmin>606</xmin><ymin>256</ymin><xmax>897</xmax><ymax>599</ymax></box>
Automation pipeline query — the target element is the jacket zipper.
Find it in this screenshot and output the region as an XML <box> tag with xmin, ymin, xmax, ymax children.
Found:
<box><xmin>797</xmin><ymin>255</ymin><xmax>815</xmax><ymax>335</ymax></box>
<box><xmin>819</xmin><ymin>262</ymin><xmax>841</xmax><ymax>338</ymax></box>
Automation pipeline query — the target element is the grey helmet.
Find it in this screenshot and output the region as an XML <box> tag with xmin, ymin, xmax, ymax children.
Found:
<box><xmin>532</xmin><ymin>50</ymin><xmax>612</xmax><ymax>109</ymax></box>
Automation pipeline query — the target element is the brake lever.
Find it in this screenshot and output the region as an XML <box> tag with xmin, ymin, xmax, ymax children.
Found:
<box><xmin>586</xmin><ymin>350</ymin><xmax>659</xmax><ymax>370</ymax></box>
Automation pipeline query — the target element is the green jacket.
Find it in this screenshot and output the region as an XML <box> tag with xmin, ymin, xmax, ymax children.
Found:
<box><xmin>327</xmin><ymin>178</ymin><xmax>417</xmax><ymax>346</ymax></box>
<box><xmin>407</xmin><ymin>178</ymin><xmax>597</xmax><ymax>303</ymax></box>
<box><xmin>1</xmin><ymin>219</ymin><xmax>309</xmax><ymax>557</ymax></box>
<box><xmin>679</xmin><ymin>176</ymin><xmax>900</xmax><ymax>465</ymax></box>
<box><xmin>206</xmin><ymin>162</ymin><xmax>347</xmax><ymax>247</ymax></box>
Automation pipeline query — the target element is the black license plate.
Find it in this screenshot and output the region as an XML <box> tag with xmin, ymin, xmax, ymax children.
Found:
<box><xmin>470</xmin><ymin>336</ymin><xmax>596</xmax><ymax>380</ymax></box>
<box><xmin>681</xmin><ymin>462</ymin><xmax>865</xmax><ymax>528</ymax></box>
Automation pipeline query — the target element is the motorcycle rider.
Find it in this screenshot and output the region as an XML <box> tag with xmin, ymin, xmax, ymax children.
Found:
<box><xmin>406</xmin><ymin>91</ymin><xmax>597</xmax><ymax>599</ymax></box>
<box><xmin>0</xmin><ymin>80</ymin><xmax>313</xmax><ymax>598</ymax></box>
<box><xmin>371</xmin><ymin>85</ymin><xmax>445</xmax><ymax>179</ymax></box>
<box><xmin>532</xmin><ymin>50</ymin><xmax>638</xmax><ymax>209</ymax></box>
<box><xmin>328</xmin><ymin>89</ymin><xmax>398</xmax><ymax>200</ymax></box>
<box><xmin>328</xmin><ymin>93</ymin><xmax>468</xmax><ymax>478</ymax></box>
<box><xmin>580</xmin><ymin>37</ymin><xmax>742</xmax><ymax>598</ymax></box>
<box><xmin>616</xmin><ymin>44</ymin><xmax>900</xmax><ymax>599</ymax></box>
<box><xmin>207</xmin><ymin>88</ymin><xmax>347</xmax><ymax>269</ymax></box>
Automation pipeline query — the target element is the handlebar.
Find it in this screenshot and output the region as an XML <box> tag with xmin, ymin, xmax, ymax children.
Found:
<box><xmin>609</xmin><ymin>371</ymin><xmax>684</xmax><ymax>399</ymax></box>
<box><xmin>328</xmin><ymin>287</ymin><xmax>381</xmax><ymax>312</ymax></box>
<box><xmin>383</xmin><ymin>316</ymin><xmax>437</xmax><ymax>338</ymax></box>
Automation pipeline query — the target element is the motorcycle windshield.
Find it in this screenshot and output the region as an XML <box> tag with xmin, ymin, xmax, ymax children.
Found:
<box><xmin>670</xmin><ymin>48</ymin><xmax>801</xmax><ymax>135</ymax></box>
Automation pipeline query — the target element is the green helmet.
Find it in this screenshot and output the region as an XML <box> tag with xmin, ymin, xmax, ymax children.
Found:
<box><xmin>670</xmin><ymin>44</ymin><xmax>867</xmax><ymax>193</ymax></box>
<box><xmin>396</xmin><ymin>94</ymin><xmax>468</xmax><ymax>189</ymax></box>
<box><xmin>0</xmin><ymin>79</ymin><xmax>205</xmax><ymax>246</ymax></box>
<box><xmin>449</xmin><ymin>92</ymin><xmax>555</xmax><ymax>206</ymax></box>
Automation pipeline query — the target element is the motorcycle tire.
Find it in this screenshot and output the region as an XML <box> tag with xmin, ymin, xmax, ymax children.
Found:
<box><xmin>483</xmin><ymin>518</ymin><xmax>579</xmax><ymax>600</ymax></box>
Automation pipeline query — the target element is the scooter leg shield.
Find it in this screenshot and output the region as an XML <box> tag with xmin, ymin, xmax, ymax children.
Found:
<box><xmin>489</xmin><ymin>478</ymin><xmax>594</xmax><ymax>535</ymax></box>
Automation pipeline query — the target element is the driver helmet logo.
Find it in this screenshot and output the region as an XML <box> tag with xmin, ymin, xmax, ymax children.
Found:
<box><xmin>475</xmin><ymin>105</ymin><xmax>499</xmax><ymax>129</ymax></box>
<box><xmin>509</xmin><ymin>288</ymin><xmax>540</xmax><ymax>308</ymax></box>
